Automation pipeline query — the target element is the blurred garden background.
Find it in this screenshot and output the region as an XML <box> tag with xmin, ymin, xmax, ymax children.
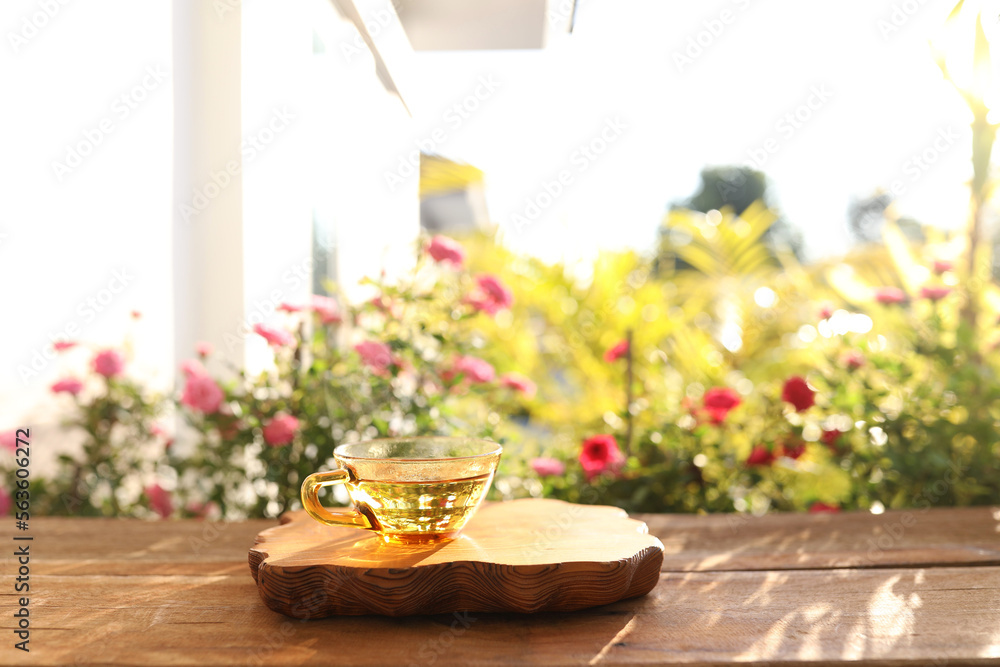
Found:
<box><xmin>2</xmin><ymin>0</ymin><xmax>999</xmax><ymax>519</ymax></box>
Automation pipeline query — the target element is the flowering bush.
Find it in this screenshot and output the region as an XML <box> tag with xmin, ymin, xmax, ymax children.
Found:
<box><xmin>168</xmin><ymin>237</ymin><xmax>532</xmax><ymax>518</ymax></box>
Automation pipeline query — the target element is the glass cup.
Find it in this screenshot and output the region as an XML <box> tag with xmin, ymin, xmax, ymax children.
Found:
<box><xmin>300</xmin><ymin>437</ymin><xmax>502</xmax><ymax>543</ymax></box>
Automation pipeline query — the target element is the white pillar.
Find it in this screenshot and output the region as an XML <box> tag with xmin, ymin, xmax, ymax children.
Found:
<box><xmin>171</xmin><ymin>0</ymin><xmax>245</xmax><ymax>374</ymax></box>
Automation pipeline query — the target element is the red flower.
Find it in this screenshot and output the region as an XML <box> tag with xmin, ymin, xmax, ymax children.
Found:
<box><xmin>818</xmin><ymin>303</ymin><xmax>834</xmax><ymax>320</ymax></box>
<box><xmin>603</xmin><ymin>340</ymin><xmax>629</xmax><ymax>363</ymax></box>
<box><xmin>821</xmin><ymin>429</ymin><xmax>846</xmax><ymax>451</ymax></box>
<box><xmin>53</xmin><ymin>340</ymin><xmax>77</xmax><ymax>352</ymax></box>
<box><xmin>920</xmin><ymin>286</ymin><xmax>951</xmax><ymax>301</ymax></box>
<box><xmin>932</xmin><ymin>259</ymin><xmax>953</xmax><ymax>275</ymax></box>
<box><xmin>782</xmin><ymin>376</ymin><xmax>815</xmax><ymax>412</ymax></box>
<box><xmin>874</xmin><ymin>286</ymin><xmax>906</xmax><ymax>304</ymax></box>
<box><xmin>809</xmin><ymin>502</ymin><xmax>840</xmax><ymax>514</ymax></box>
<box><xmin>311</xmin><ymin>294</ymin><xmax>342</xmax><ymax>324</ymax></box>
<box><xmin>355</xmin><ymin>341</ymin><xmax>394</xmax><ymax>372</ymax></box>
<box><xmin>778</xmin><ymin>439</ymin><xmax>806</xmax><ymax>460</ymax></box>
<box><xmin>426</xmin><ymin>235</ymin><xmax>466</xmax><ymax>266</ymax></box>
<box><xmin>51</xmin><ymin>378</ymin><xmax>84</xmax><ymax>395</ymax></box>
<box><xmin>843</xmin><ymin>350</ymin><xmax>865</xmax><ymax>370</ymax></box>
<box><xmin>145</xmin><ymin>484</ymin><xmax>173</xmax><ymax>519</ymax></box>
<box><xmin>702</xmin><ymin>387</ymin><xmax>741</xmax><ymax>424</ymax></box>
<box><xmin>253</xmin><ymin>323</ymin><xmax>294</xmax><ymax>347</ymax></box>
<box><xmin>450</xmin><ymin>356</ymin><xmax>495</xmax><ymax>384</ymax></box>
<box><xmin>92</xmin><ymin>349</ymin><xmax>125</xmax><ymax>378</ymax></box>
<box><xmin>579</xmin><ymin>434</ymin><xmax>625</xmax><ymax>481</ymax></box>
<box><xmin>262</xmin><ymin>412</ymin><xmax>299</xmax><ymax>447</ymax></box>
<box><xmin>467</xmin><ymin>274</ymin><xmax>513</xmax><ymax>315</ymax></box>
<box><xmin>180</xmin><ymin>373</ymin><xmax>224</xmax><ymax>414</ymax></box>
<box><xmin>499</xmin><ymin>372</ymin><xmax>536</xmax><ymax>399</ymax></box>
<box><xmin>746</xmin><ymin>445</ymin><xmax>774</xmax><ymax>467</ymax></box>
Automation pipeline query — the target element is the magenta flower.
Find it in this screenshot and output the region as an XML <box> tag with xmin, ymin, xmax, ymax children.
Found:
<box><xmin>311</xmin><ymin>295</ymin><xmax>342</xmax><ymax>324</ymax></box>
<box><xmin>603</xmin><ymin>340</ymin><xmax>629</xmax><ymax>363</ymax></box>
<box><xmin>427</xmin><ymin>235</ymin><xmax>466</xmax><ymax>266</ymax></box>
<box><xmin>51</xmin><ymin>378</ymin><xmax>84</xmax><ymax>395</ymax></box>
<box><xmin>499</xmin><ymin>372</ymin><xmax>536</xmax><ymax>399</ymax></box>
<box><xmin>873</xmin><ymin>286</ymin><xmax>906</xmax><ymax>304</ymax></box>
<box><xmin>451</xmin><ymin>355</ymin><xmax>495</xmax><ymax>384</ymax></box>
<box><xmin>180</xmin><ymin>373</ymin><xmax>224</xmax><ymax>414</ymax></box>
<box><xmin>932</xmin><ymin>259</ymin><xmax>953</xmax><ymax>275</ymax></box>
<box><xmin>467</xmin><ymin>274</ymin><xmax>513</xmax><ymax>315</ymax></box>
<box><xmin>145</xmin><ymin>484</ymin><xmax>173</xmax><ymax>519</ymax></box>
<box><xmin>195</xmin><ymin>341</ymin><xmax>214</xmax><ymax>358</ymax></box>
<box><xmin>253</xmin><ymin>323</ymin><xmax>294</xmax><ymax>347</ymax></box>
<box><xmin>53</xmin><ymin>340</ymin><xmax>77</xmax><ymax>352</ymax></box>
<box><xmin>0</xmin><ymin>488</ymin><xmax>10</xmax><ymax>516</ymax></box>
<box><xmin>0</xmin><ymin>431</ymin><xmax>18</xmax><ymax>453</ymax></box>
<box><xmin>920</xmin><ymin>286</ymin><xmax>951</xmax><ymax>301</ymax></box>
<box><xmin>355</xmin><ymin>341</ymin><xmax>394</xmax><ymax>371</ymax></box>
<box><xmin>262</xmin><ymin>412</ymin><xmax>300</xmax><ymax>447</ymax></box>
<box><xmin>92</xmin><ymin>349</ymin><xmax>125</xmax><ymax>378</ymax></box>
<box><xmin>531</xmin><ymin>457</ymin><xmax>566</xmax><ymax>477</ymax></box>
<box><xmin>277</xmin><ymin>302</ymin><xmax>304</xmax><ymax>313</ymax></box>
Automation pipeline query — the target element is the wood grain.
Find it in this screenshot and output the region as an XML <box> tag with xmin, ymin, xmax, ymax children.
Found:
<box><xmin>6</xmin><ymin>568</ymin><xmax>1000</xmax><ymax>666</ymax></box>
<box><xmin>249</xmin><ymin>499</ymin><xmax>665</xmax><ymax>617</ymax></box>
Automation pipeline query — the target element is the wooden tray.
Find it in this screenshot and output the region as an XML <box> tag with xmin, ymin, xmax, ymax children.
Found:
<box><xmin>249</xmin><ymin>498</ymin><xmax>664</xmax><ymax>617</ymax></box>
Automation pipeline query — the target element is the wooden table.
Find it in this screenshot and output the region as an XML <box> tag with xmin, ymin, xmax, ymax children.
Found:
<box><xmin>3</xmin><ymin>506</ymin><xmax>999</xmax><ymax>665</ymax></box>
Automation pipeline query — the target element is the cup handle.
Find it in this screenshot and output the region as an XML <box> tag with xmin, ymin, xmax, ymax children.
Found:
<box><xmin>300</xmin><ymin>470</ymin><xmax>375</xmax><ymax>530</ymax></box>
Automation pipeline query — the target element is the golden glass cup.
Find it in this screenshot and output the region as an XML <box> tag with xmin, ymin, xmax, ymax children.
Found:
<box><xmin>300</xmin><ymin>437</ymin><xmax>502</xmax><ymax>543</ymax></box>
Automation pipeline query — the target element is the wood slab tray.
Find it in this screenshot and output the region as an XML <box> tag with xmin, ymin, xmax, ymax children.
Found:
<box><xmin>249</xmin><ymin>498</ymin><xmax>664</xmax><ymax>618</ymax></box>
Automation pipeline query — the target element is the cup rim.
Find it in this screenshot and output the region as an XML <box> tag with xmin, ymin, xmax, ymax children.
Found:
<box><xmin>333</xmin><ymin>436</ymin><xmax>502</xmax><ymax>462</ymax></box>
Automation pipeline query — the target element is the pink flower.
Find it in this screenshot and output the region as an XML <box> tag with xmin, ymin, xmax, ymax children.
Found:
<box><xmin>531</xmin><ymin>457</ymin><xmax>566</xmax><ymax>477</ymax></box>
<box><xmin>603</xmin><ymin>340</ymin><xmax>629</xmax><ymax>363</ymax></box>
<box><xmin>355</xmin><ymin>341</ymin><xmax>394</xmax><ymax>371</ymax></box>
<box><xmin>427</xmin><ymin>235</ymin><xmax>466</xmax><ymax>266</ymax></box>
<box><xmin>579</xmin><ymin>434</ymin><xmax>625</xmax><ymax>481</ymax></box>
<box><xmin>874</xmin><ymin>286</ymin><xmax>906</xmax><ymax>304</ymax></box>
<box><xmin>185</xmin><ymin>500</ymin><xmax>219</xmax><ymax>520</ymax></box>
<box><xmin>499</xmin><ymin>372</ymin><xmax>536</xmax><ymax>399</ymax></box>
<box><xmin>278</xmin><ymin>302</ymin><xmax>304</xmax><ymax>313</ymax></box>
<box><xmin>180</xmin><ymin>358</ymin><xmax>207</xmax><ymax>378</ymax></box>
<box><xmin>262</xmin><ymin>412</ymin><xmax>300</xmax><ymax>446</ymax></box>
<box><xmin>818</xmin><ymin>303</ymin><xmax>834</xmax><ymax>320</ymax></box>
<box><xmin>311</xmin><ymin>295</ymin><xmax>342</xmax><ymax>324</ymax></box>
<box><xmin>921</xmin><ymin>286</ymin><xmax>952</xmax><ymax>301</ymax></box>
<box><xmin>782</xmin><ymin>376</ymin><xmax>815</xmax><ymax>412</ymax></box>
<box><xmin>933</xmin><ymin>259</ymin><xmax>953</xmax><ymax>275</ymax></box>
<box><xmin>180</xmin><ymin>373</ymin><xmax>224</xmax><ymax>414</ymax></box>
<box><xmin>746</xmin><ymin>445</ymin><xmax>774</xmax><ymax>467</ymax></box>
<box><xmin>843</xmin><ymin>350</ymin><xmax>865</xmax><ymax>370</ymax></box>
<box><xmin>131</xmin><ymin>310</ymin><xmax>142</xmax><ymax>320</ymax></box>
<box><xmin>53</xmin><ymin>340</ymin><xmax>77</xmax><ymax>352</ymax></box>
<box><xmin>51</xmin><ymin>378</ymin><xmax>84</xmax><ymax>395</ymax></box>
<box><xmin>0</xmin><ymin>431</ymin><xmax>18</xmax><ymax>453</ymax></box>
<box><xmin>195</xmin><ymin>341</ymin><xmax>214</xmax><ymax>358</ymax></box>
<box><xmin>809</xmin><ymin>502</ymin><xmax>840</xmax><ymax>514</ymax></box>
<box><xmin>467</xmin><ymin>274</ymin><xmax>513</xmax><ymax>315</ymax></box>
<box><xmin>253</xmin><ymin>323</ymin><xmax>294</xmax><ymax>347</ymax></box>
<box><xmin>145</xmin><ymin>484</ymin><xmax>173</xmax><ymax>519</ymax></box>
<box><xmin>0</xmin><ymin>488</ymin><xmax>10</xmax><ymax>516</ymax></box>
<box><xmin>451</xmin><ymin>356</ymin><xmax>495</xmax><ymax>384</ymax></box>
<box><xmin>702</xmin><ymin>387</ymin><xmax>741</xmax><ymax>424</ymax></box>
<box><xmin>92</xmin><ymin>349</ymin><xmax>125</xmax><ymax>378</ymax></box>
